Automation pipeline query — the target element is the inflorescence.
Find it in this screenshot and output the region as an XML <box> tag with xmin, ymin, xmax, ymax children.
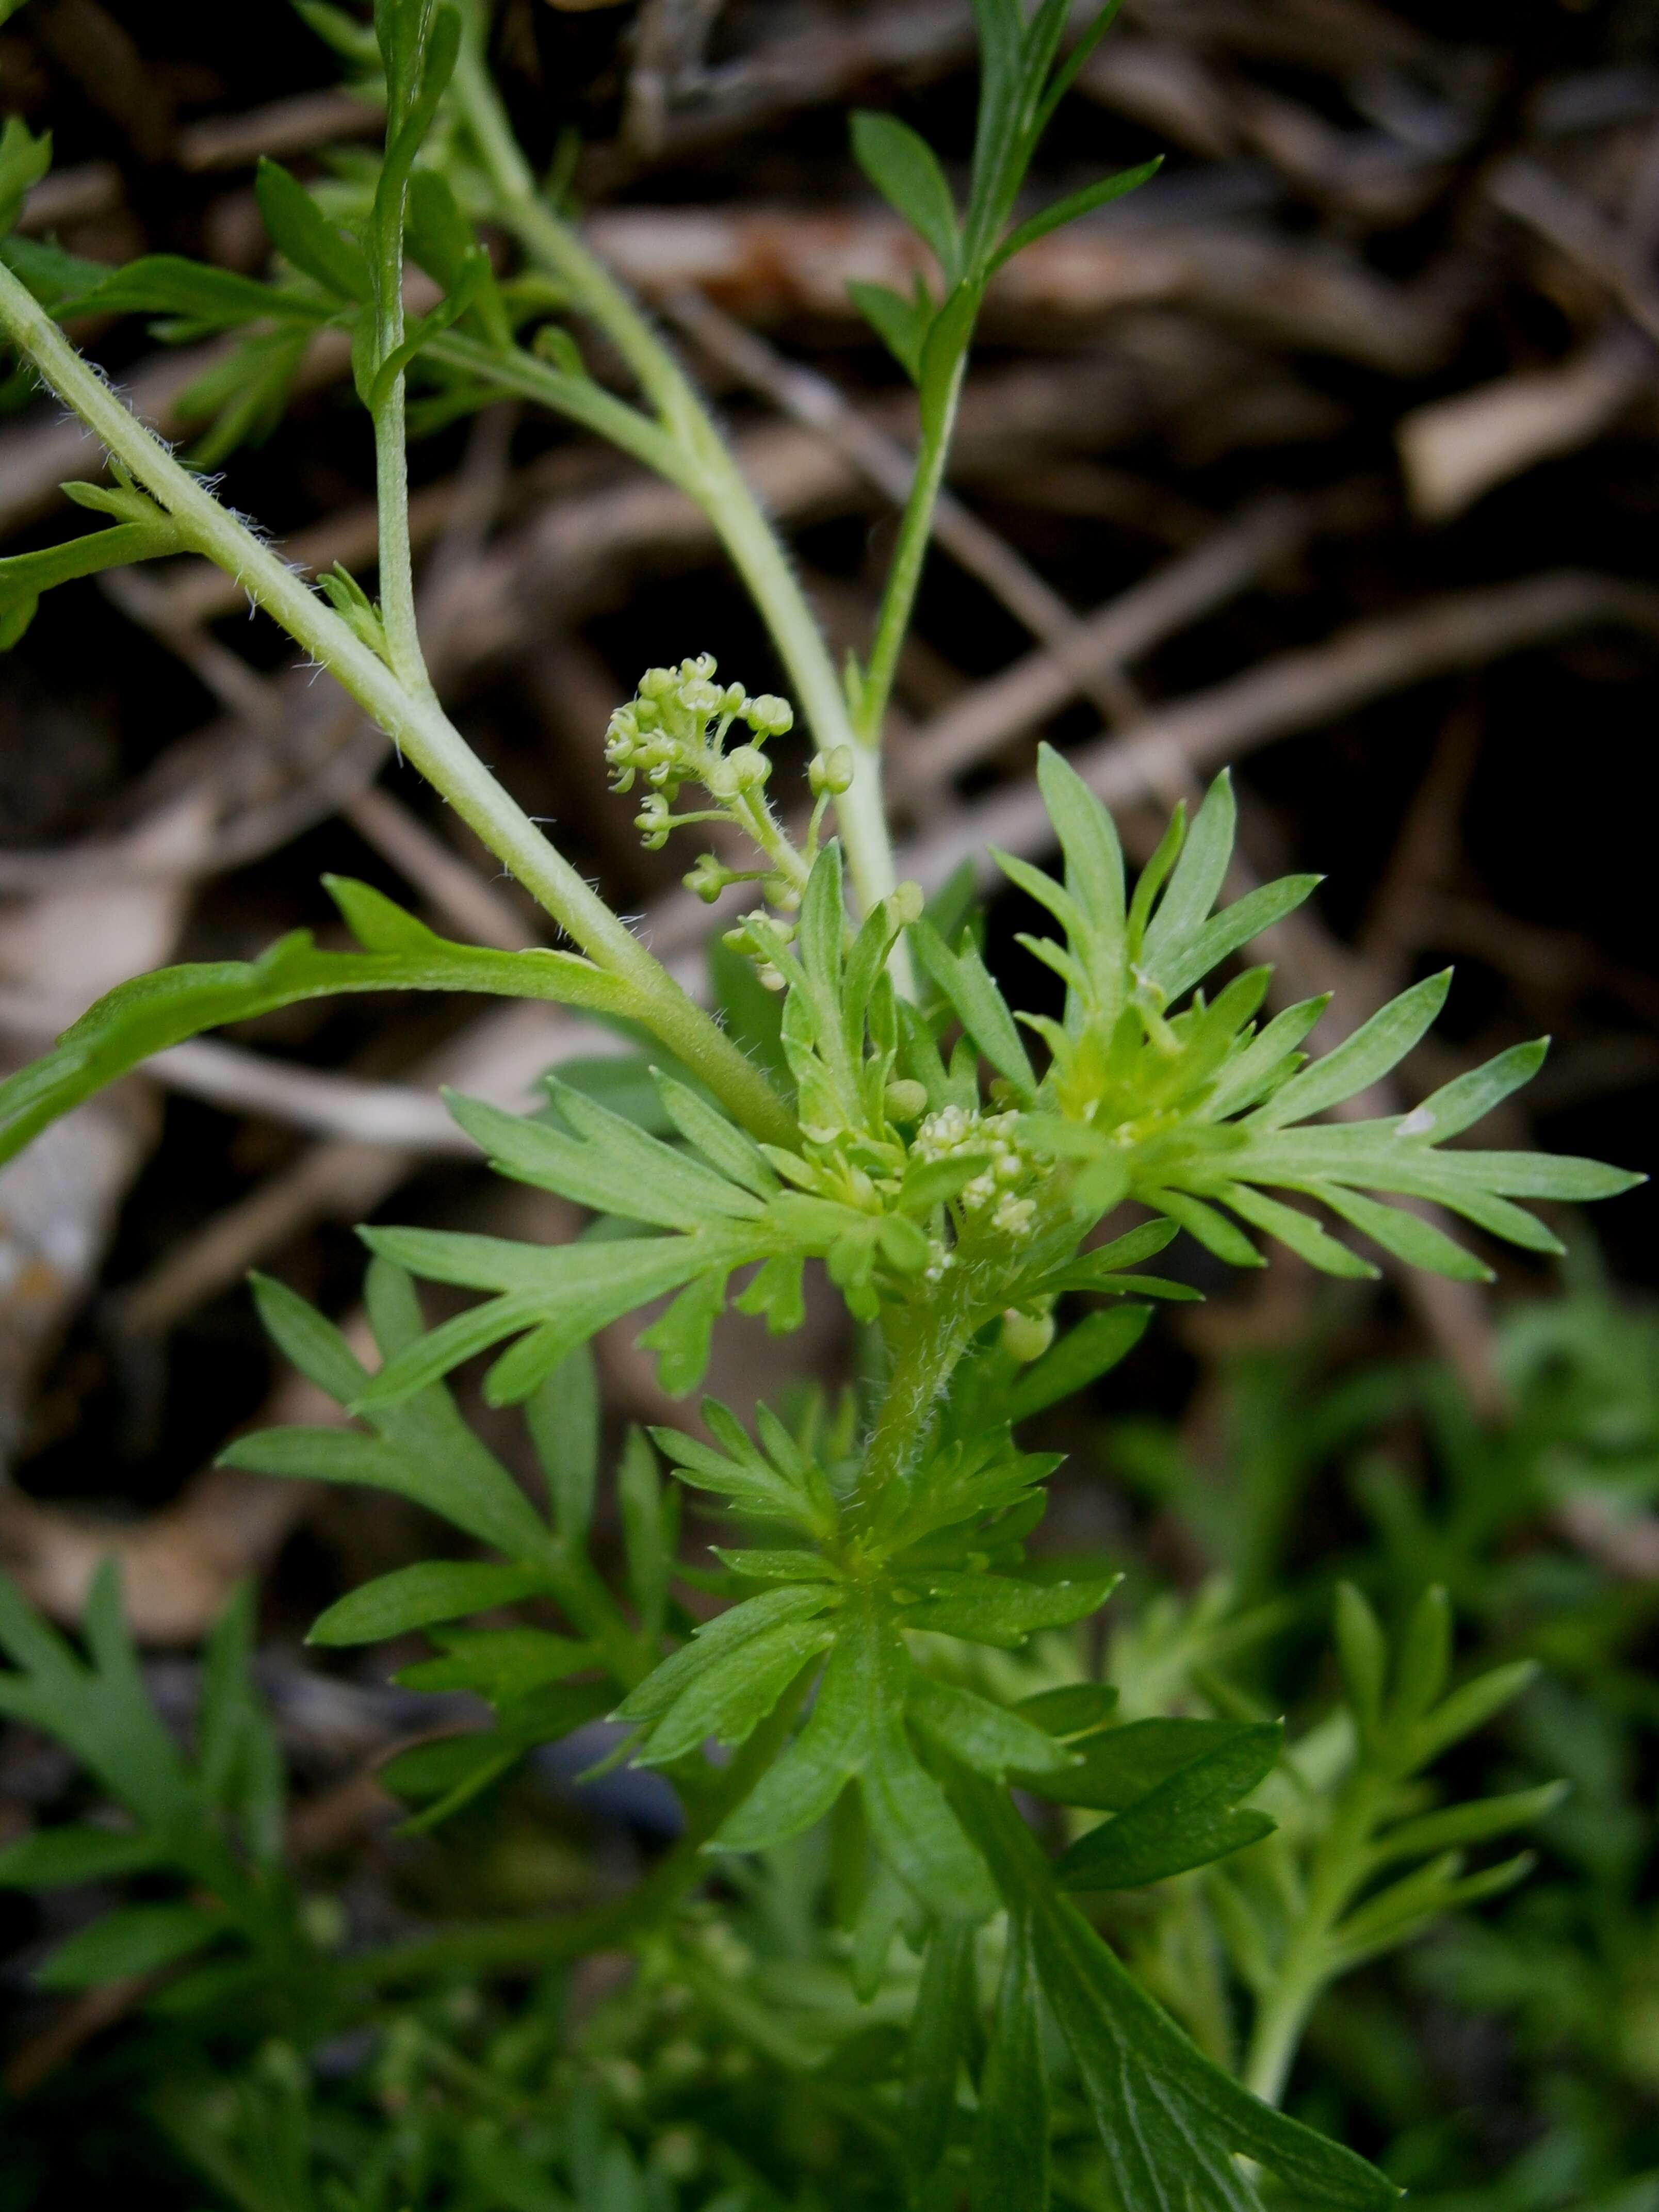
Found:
<box><xmin>605</xmin><ymin>657</ymin><xmax>850</xmax><ymax>921</ymax></box>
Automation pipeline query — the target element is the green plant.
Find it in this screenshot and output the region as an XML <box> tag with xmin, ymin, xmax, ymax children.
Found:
<box><xmin>0</xmin><ymin>1572</ymin><xmax>295</xmax><ymax>1996</ymax></box>
<box><xmin>0</xmin><ymin>4</ymin><xmax>1644</xmax><ymax>2207</ymax></box>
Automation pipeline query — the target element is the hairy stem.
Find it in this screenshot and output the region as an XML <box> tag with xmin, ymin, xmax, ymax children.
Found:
<box><xmin>368</xmin><ymin>141</ymin><xmax>427</xmax><ymax>693</ymax></box>
<box><xmin>372</xmin><ymin>381</ymin><xmax>427</xmax><ymax>693</ymax></box>
<box><xmin>0</xmin><ymin>257</ymin><xmax>792</xmax><ymax>1147</ymax></box>
<box><xmin>855</xmin><ymin>1262</ymin><xmax>981</xmax><ymax>1512</ymax></box>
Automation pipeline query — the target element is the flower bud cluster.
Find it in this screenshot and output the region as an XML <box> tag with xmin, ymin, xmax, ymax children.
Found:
<box><xmin>911</xmin><ymin>1105</ymin><xmax>1038</xmax><ymax>1238</ymax></box>
<box><xmin>604</xmin><ymin>655</ymin><xmax>793</xmax><ymax>808</ymax></box>
<box><xmin>603</xmin><ymin>655</ymin><xmax>831</xmax><ymax>909</ymax></box>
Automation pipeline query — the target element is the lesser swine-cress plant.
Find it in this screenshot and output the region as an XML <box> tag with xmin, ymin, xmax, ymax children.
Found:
<box><xmin>0</xmin><ymin>4</ymin><xmax>1642</xmax><ymax>2207</ymax></box>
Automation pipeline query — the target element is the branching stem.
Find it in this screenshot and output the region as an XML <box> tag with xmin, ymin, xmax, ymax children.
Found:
<box><xmin>0</xmin><ymin>255</ymin><xmax>793</xmax><ymax>1148</ymax></box>
<box><xmin>1241</xmin><ymin>1772</ymin><xmax>1385</xmax><ymax>2105</ymax></box>
<box><xmin>448</xmin><ymin>27</ymin><xmax>907</xmax><ymax>933</ymax></box>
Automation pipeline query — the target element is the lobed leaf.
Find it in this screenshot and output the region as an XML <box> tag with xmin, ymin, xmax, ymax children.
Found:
<box><xmin>632</xmin><ymin>1617</ymin><xmax>835</xmax><ymax>1768</ymax></box>
<box><xmin>847</xmin><ymin>277</ymin><xmax>932</xmax><ymax>382</ymax></box>
<box><xmin>901</xmin><ymin>1920</ymin><xmax>977</xmax><ymax>2202</ymax></box>
<box><xmin>254</xmin><ymin>157</ymin><xmax>371</xmax><ymax>299</ymax></box>
<box><xmin>449</xmin><ymin>1086</ymin><xmax>765</xmax><ymax>1232</ymax></box>
<box><xmin>971</xmin><ymin>1901</ymin><xmax>1050</xmax><ymax>2211</ymax></box>
<box><xmin>37</xmin><ymin>1902</ymin><xmax>221</xmax><ymax>1991</ymax></box>
<box><xmin>0</xmin><ymin>884</ymin><xmax>636</xmax><ymax>1172</ymax></box>
<box><xmin>954</xmin><ymin>1777</ymin><xmax>1401</xmax><ymax>2212</ymax></box>
<box><xmin>1020</xmin><ymin>1716</ymin><xmax>1259</xmax><ymax>1811</ymax></box>
<box><xmin>899</xmin><ymin>1568</ymin><xmax>1120</xmax><ymax>1648</ymax></box>
<box><xmin>616</xmin><ymin>1584</ymin><xmax>835</xmax><ymax>1729</ymax></box>
<box><xmin>394</xmin><ymin>1627</ymin><xmax>596</xmax><ymax>1702</ymax></box>
<box><xmin>1248</xmin><ymin>972</ymin><xmax>1453</xmax><ymax>1130</ymax></box>
<box><xmin>908</xmin><ymin>1674</ymin><xmax>1079</xmax><ymax>1779</ymax></box>
<box><xmin>527</xmin><ymin>1346</ymin><xmax>599</xmax><ymax>1543</ymax></box>
<box><xmin>989</xmin><ymin>156</ymin><xmax>1161</xmax><ymax>271</ymax></box>
<box><xmin>1036</xmin><ymin>744</ymin><xmax>1125</xmax><ymax>1007</ymax></box>
<box><xmin>0</xmin><ymin>1826</ymin><xmax>158</xmax><ymax>1888</ymax></box>
<box><xmin>910</xmin><ymin>919</ymin><xmax>1036</xmax><ymax>1097</ymax></box>
<box><xmin>1055</xmin><ymin>1722</ymin><xmax>1280</xmax><ymax>1889</ymax></box>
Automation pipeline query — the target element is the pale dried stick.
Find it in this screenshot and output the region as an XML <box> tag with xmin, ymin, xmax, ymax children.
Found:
<box><xmin>901</xmin><ymin>570</ymin><xmax>1659</xmax><ymax>890</ymax></box>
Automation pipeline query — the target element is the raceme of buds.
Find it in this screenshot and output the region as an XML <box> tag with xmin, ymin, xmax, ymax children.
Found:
<box><xmin>604</xmin><ymin>660</ymin><xmax>809</xmax><ymax>906</ymax></box>
<box><xmin>605</xmin><ymin>658</ymin><xmax>793</xmax><ymax>805</ymax></box>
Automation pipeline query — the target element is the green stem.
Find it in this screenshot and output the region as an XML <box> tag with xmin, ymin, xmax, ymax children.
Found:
<box><xmin>1241</xmin><ymin>1774</ymin><xmax>1382</xmax><ymax>2105</ymax></box>
<box><xmin>430</xmin><ymin>328</ymin><xmax>698</xmax><ymax>490</ymax></box>
<box><xmin>372</xmin><ymin>380</ymin><xmax>429</xmax><ymax>695</ymax></box>
<box><xmin>449</xmin><ymin>34</ymin><xmax>906</xmax><ymax>927</ymax></box>
<box><xmin>730</xmin><ymin>788</ymin><xmax>809</xmax><ymax>896</ymax></box>
<box><xmin>854</xmin><ymin>350</ymin><xmax>967</xmax><ymax>749</ymax></box>
<box><xmin>369</xmin><ymin>148</ymin><xmax>427</xmax><ymax>693</ymax></box>
<box><xmin>545</xmin><ymin>1542</ymin><xmax>654</xmax><ymax>1690</ymax></box>
<box><xmin>0</xmin><ymin>256</ymin><xmax>792</xmax><ymax>1149</ymax></box>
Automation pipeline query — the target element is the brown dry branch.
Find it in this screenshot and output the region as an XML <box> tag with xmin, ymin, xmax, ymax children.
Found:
<box><xmin>1488</xmin><ymin>154</ymin><xmax>1659</xmax><ymax>351</ymax></box>
<box><xmin>142</xmin><ymin>1046</ymin><xmax>480</xmax><ymax>1152</ymax></box>
<box><xmin>0</xmin><ymin>792</ymin><xmax>219</xmax><ymax>1472</ymax></box>
<box><xmin>28</xmin><ymin>0</ymin><xmax>173</xmax><ymax>162</ymax></box>
<box><xmin>663</xmin><ymin>287</ymin><xmax>1120</xmax><ymax>702</ymax></box>
<box><xmin>619</xmin><ymin>0</ymin><xmax>729</xmax><ymax>165</ymax></box>
<box><xmin>1397</xmin><ymin>327</ymin><xmax>1655</xmax><ymax>523</ymax></box>
<box><xmin>174</xmin><ymin>86</ymin><xmax>385</xmax><ymax>172</ymax></box>
<box><xmin>1077</xmin><ymin>32</ymin><xmax>1459</xmax><ymax>224</ymax></box>
<box><xmin>583</xmin><ymin>0</ymin><xmax>977</xmax><ymax>185</ymax></box>
<box><xmin>15</xmin><ymin>159</ymin><xmax>123</xmax><ymax>234</ymax></box>
<box><xmin>893</xmin><ymin>496</ymin><xmax>1315</xmax><ymax>794</ymax></box>
<box><xmin>584</xmin><ymin>205</ymin><xmax>1458</xmax><ymax>374</ymax></box>
<box><xmin>900</xmin><ymin>570</ymin><xmax>1659</xmax><ymax>891</ymax></box>
<box><xmin>1125</xmin><ymin>0</ymin><xmax>1459</xmax><ymax>80</ymax></box>
<box><xmin>2</xmin><ymin>1973</ymin><xmax>150</xmax><ymax>2101</ymax></box>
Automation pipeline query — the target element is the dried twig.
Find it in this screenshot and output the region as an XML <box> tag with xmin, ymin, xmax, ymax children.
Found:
<box><xmin>174</xmin><ymin>87</ymin><xmax>385</xmax><ymax>172</ymax></box>
<box><xmin>1396</xmin><ymin>327</ymin><xmax>1654</xmax><ymax>523</ymax></box>
<box><xmin>588</xmin><ymin>205</ymin><xmax>1457</xmax><ymax>373</ymax></box>
<box><xmin>585</xmin><ymin>0</ymin><xmax>976</xmax><ymax>183</ymax></box>
<box><xmin>900</xmin><ymin>569</ymin><xmax>1659</xmax><ymax>888</ymax></box>
<box><xmin>1487</xmin><ymin>155</ymin><xmax>1659</xmax><ymax>350</ymax></box>
<box><xmin>894</xmin><ymin>496</ymin><xmax>1312</xmax><ymax>794</ymax></box>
